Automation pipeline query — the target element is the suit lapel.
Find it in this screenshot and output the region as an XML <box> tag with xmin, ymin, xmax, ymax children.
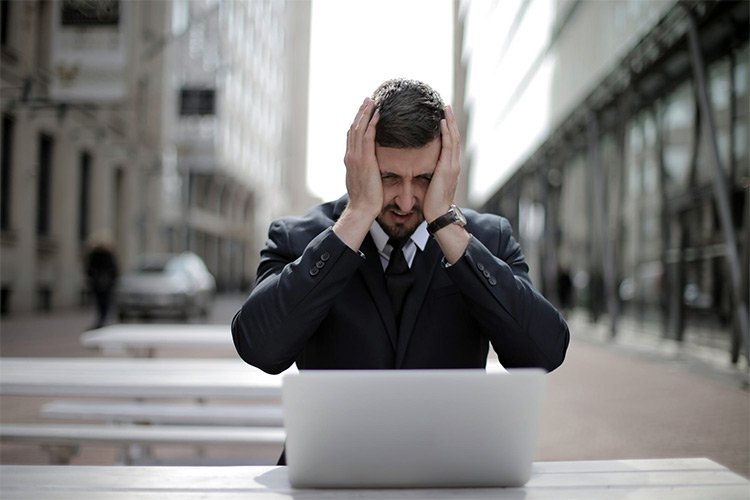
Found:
<box><xmin>358</xmin><ymin>235</ymin><xmax>399</xmax><ymax>350</ymax></box>
<box><xmin>395</xmin><ymin>238</ymin><xmax>441</xmax><ymax>367</ymax></box>
<box><xmin>331</xmin><ymin>197</ymin><xmax>398</xmax><ymax>351</ymax></box>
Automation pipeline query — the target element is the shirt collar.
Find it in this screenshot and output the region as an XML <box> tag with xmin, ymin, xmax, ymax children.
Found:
<box><xmin>369</xmin><ymin>220</ymin><xmax>429</xmax><ymax>253</ymax></box>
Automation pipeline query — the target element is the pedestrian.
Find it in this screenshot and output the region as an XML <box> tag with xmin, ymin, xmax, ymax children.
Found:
<box><xmin>231</xmin><ymin>78</ymin><xmax>570</xmax><ymax>463</ymax></box>
<box><xmin>85</xmin><ymin>232</ymin><xmax>119</xmax><ymax>329</ymax></box>
<box><xmin>557</xmin><ymin>264</ymin><xmax>573</xmax><ymax>313</ymax></box>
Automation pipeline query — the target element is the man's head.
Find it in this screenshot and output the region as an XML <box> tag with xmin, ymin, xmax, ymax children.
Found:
<box><xmin>371</xmin><ymin>79</ymin><xmax>446</xmax><ymax>241</ymax></box>
<box><xmin>372</xmin><ymin>78</ymin><xmax>445</xmax><ymax>148</ymax></box>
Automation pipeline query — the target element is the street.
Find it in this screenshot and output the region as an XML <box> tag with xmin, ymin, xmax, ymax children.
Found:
<box><xmin>1</xmin><ymin>294</ymin><xmax>748</xmax><ymax>478</ymax></box>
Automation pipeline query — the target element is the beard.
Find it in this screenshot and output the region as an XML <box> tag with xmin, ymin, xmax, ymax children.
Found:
<box><xmin>376</xmin><ymin>202</ymin><xmax>424</xmax><ymax>242</ymax></box>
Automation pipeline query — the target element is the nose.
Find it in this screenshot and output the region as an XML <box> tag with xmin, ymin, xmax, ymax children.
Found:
<box><xmin>395</xmin><ymin>182</ymin><xmax>415</xmax><ymax>213</ymax></box>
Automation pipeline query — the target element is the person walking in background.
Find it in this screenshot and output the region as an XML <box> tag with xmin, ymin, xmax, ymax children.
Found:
<box><xmin>85</xmin><ymin>233</ymin><xmax>119</xmax><ymax>329</ymax></box>
<box><xmin>557</xmin><ymin>264</ymin><xmax>573</xmax><ymax>314</ymax></box>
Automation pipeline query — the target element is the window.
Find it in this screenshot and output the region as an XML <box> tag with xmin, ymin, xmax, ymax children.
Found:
<box><xmin>60</xmin><ymin>0</ymin><xmax>119</xmax><ymax>26</ymax></box>
<box><xmin>36</xmin><ymin>134</ymin><xmax>54</xmax><ymax>236</ymax></box>
<box><xmin>1</xmin><ymin>114</ymin><xmax>14</xmax><ymax>230</ymax></box>
<box><xmin>1</xmin><ymin>0</ymin><xmax>9</xmax><ymax>47</ymax></box>
<box><xmin>78</xmin><ymin>151</ymin><xmax>91</xmax><ymax>242</ymax></box>
<box><xmin>661</xmin><ymin>81</ymin><xmax>695</xmax><ymax>194</ymax></box>
<box><xmin>733</xmin><ymin>44</ymin><xmax>748</xmax><ymax>182</ymax></box>
<box><xmin>180</xmin><ymin>88</ymin><xmax>216</xmax><ymax>116</ymax></box>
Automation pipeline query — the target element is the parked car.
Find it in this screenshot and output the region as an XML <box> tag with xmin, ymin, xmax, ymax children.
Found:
<box><xmin>116</xmin><ymin>252</ymin><xmax>216</xmax><ymax>320</ymax></box>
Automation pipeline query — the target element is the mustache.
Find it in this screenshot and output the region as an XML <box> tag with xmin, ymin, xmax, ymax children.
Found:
<box><xmin>383</xmin><ymin>203</ymin><xmax>422</xmax><ymax>215</ymax></box>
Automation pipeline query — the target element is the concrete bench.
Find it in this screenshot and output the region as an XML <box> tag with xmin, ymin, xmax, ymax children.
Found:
<box><xmin>41</xmin><ymin>400</ymin><xmax>284</xmax><ymax>427</ymax></box>
<box><xmin>0</xmin><ymin>423</ymin><xmax>285</xmax><ymax>465</ymax></box>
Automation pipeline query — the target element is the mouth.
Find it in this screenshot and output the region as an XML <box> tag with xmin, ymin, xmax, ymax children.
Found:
<box><xmin>389</xmin><ymin>208</ymin><xmax>415</xmax><ymax>223</ymax></box>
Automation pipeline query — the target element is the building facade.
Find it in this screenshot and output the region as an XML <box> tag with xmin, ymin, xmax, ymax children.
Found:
<box><xmin>161</xmin><ymin>0</ymin><xmax>315</xmax><ymax>292</ymax></box>
<box><xmin>458</xmin><ymin>0</ymin><xmax>749</xmax><ymax>365</ymax></box>
<box><xmin>0</xmin><ymin>0</ymin><xmax>314</xmax><ymax>314</ymax></box>
<box><xmin>1</xmin><ymin>0</ymin><xmax>169</xmax><ymax>314</ymax></box>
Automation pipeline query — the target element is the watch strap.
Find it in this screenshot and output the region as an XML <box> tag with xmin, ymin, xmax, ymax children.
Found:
<box><xmin>427</xmin><ymin>205</ymin><xmax>463</xmax><ymax>235</ymax></box>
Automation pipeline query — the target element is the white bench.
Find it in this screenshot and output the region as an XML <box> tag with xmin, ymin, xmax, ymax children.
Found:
<box><xmin>41</xmin><ymin>400</ymin><xmax>284</xmax><ymax>427</ymax></box>
<box><xmin>0</xmin><ymin>357</ymin><xmax>289</xmax><ymax>400</ymax></box>
<box><xmin>79</xmin><ymin>324</ymin><xmax>235</xmax><ymax>357</ymax></box>
<box><xmin>0</xmin><ymin>423</ymin><xmax>285</xmax><ymax>465</ymax></box>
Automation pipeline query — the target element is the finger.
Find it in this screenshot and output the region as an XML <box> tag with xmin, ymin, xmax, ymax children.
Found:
<box><xmin>444</xmin><ymin>106</ymin><xmax>461</xmax><ymax>170</ymax></box>
<box><xmin>347</xmin><ymin>98</ymin><xmax>372</xmax><ymax>158</ymax></box>
<box><xmin>347</xmin><ymin>100</ymin><xmax>365</xmax><ymax>153</ymax></box>
<box><xmin>354</xmin><ymin>98</ymin><xmax>374</xmax><ymax>136</ymax></box>
<box><xmin>364</xmin><ymin>109</ymin><xmax>379</xmax><ymax>149</ymax></box>
<box><xmin>438</xmin><ymin>118</ymin><xmax>453</xmax><ymax>171</ymax></box>
<box><xmin>445</xmin><ymin>105</ymin><xmax>460</xmax><ymax>144</ymax></box>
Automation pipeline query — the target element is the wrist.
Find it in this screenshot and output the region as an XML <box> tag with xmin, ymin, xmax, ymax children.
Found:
<box><xmin>427</xmin><ymin>204</ymin><xmax>466</xmax><ymax>236</ymax></box>
<box><xmin>433</xmin><ymin>224</ymin><xmax>470</xmax><ymax>264</ymax></box>
<box><xmin>344</xmin><ymin>201</ymin><xmax>380</xmax><ymax>222</ymax></box>
<box><xmin>424</xmin><ymin>205</ymin><xmax>451</xmax><ymax>225</ymax></box>
<box><xmin>333</xmin><ymin>204</ymin><xmax>377</xmax><ymax>251</ymax></box>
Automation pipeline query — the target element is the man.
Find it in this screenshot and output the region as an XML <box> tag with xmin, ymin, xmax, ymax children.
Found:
<box><xmin>232</xmin><ymin>78</ymin><xmax>568</xmax><ymax>375</ymax></box>
<box><xmin>85</xmin><ymin>232</ymin><xmax>119</xmax><ymax>329</ymax></box>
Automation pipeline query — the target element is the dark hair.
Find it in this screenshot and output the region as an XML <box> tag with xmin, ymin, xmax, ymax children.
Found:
<box><xmin>372</xmin><ymin>78</ymin><xmax>445</xmax><ymax>148</ymax></box>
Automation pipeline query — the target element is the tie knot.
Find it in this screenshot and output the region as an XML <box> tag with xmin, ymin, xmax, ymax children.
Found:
<box><xmin>388</xmin><ymin>238</ymin><xmax>405</xmax><ymax>251</ymax></box>
<box><xmin>386</xmin><ymin>238</ymin><xmax>409</xmax><ymax>275</ymax></box>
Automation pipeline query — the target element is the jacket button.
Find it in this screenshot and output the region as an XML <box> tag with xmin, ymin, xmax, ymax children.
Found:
<box><xmin>488</xmin><ymin>277</ymin><xmax>497</xmax><ymax>286</ymax></box>
<box><xmin>477</xmin><ymin>262</ymin><xmax>485</xmax><ymax>271</ymax></box>
<box><xmin>309</xmin><ymin>267</ymin><xmax>319</xmax><ymax>276</ymax></box>
<box><xmin>483</xmin><ymin>270</ymin><xmax>490</xmax><ymax>278</ymax></box>
<box><xmin>315</xmin><ymin>260</ymin><xmax>325</xmax><ymax>269</ymax></box>
<box><xmin>320</xmin><ymin>252</ymin><xmax>330</xmax><ymax>261</ymax></box>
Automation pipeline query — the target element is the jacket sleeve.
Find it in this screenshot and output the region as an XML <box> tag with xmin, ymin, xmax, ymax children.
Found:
<box><xmin>445</xmin><ymin>216</ymin><xmax>569</xmax><ymax>371</ymax></box>
<box><xmin>231</xmin><ymin>222</ymin><xmax>364</xmax><ymax>374</ymax></box>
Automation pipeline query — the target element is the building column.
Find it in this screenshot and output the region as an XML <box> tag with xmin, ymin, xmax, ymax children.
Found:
<box><xmin>587</xmin><ymin>110</ymin><xmax>619</xmax><ymax>336</ymax></box>
<box><xmin>52</xmin><ymin>126</ymin><xmax>82</xmax><ymax>308</ymax></box>
<box><xmin>686</xmin><ymin>9</ymin><xmax>750</xmax><ymax>369</ymax></box>
<box><xmin>10</xmin><ymin>110</ymin><xmax>38</xmax><ymax>312</ymax></box>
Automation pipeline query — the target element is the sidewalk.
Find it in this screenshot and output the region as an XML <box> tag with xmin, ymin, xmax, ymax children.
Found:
<box><xmin>542</xmin><ymin>312</ymin><xmax>749</xmax><ymax>478</ymax></box>
<box><xmin>1</xmin><ymin>299</ymin><xmax>748</xmax><ymax>477</ymax></box>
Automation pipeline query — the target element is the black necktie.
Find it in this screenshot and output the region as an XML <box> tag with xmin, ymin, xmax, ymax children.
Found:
<box><xmin>385</xmin><ymin>238</ymin><xmax>414</xmax><ymax>324</ymax></box>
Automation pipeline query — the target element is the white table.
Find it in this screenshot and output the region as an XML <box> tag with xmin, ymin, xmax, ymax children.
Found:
<box><xmin>0</xmin><ymin>458</ymin><xmax>747</xmax><ymax>499</ymax></box>
<box><xmin>0</xmin><ymin>357</ymin><xmax>290</xmax><ymax>400</ymax></box>
<box><xmin>80</xmin><ymin>324</ymin><xmax>234</xmax><ymax>357</ymax></box>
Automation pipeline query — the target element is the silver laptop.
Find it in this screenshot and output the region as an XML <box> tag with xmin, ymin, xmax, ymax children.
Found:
<box><xmin>281</xmin><ymin>368</ymin><xmax>546</xmax><ymax>488</ymax></box>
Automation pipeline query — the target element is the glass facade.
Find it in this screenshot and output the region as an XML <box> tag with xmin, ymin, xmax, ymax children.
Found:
<box><xmin>475</xmin><ymin>0</ymin><xmax>749</xmax><ymax>363</ymax></box>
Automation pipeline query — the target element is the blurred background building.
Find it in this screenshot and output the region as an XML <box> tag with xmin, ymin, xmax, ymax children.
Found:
<box><xmin>2</xmin><ymin>0</ymin><xmax>748</xmax><ymax>370</ymax></box>
<box><xmin>1</xmin><ymin>0</ymin><xmax>314</xmax><ymax>314</ymax></box>
<box><xmin>161</xmin><ymin>0</ymin><xmax>315</xmax><ymax>293</ymax></box>
<box><xmin>457</xmin><ymin>0</ymin><xmax>749</xmax><ymax>366</ymax></box>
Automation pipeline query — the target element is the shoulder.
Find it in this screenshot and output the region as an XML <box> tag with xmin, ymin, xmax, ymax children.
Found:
<box><xmin>462</xmin><ymin>208</ymin><xmax>525</xmax><ymax>263</ymax></box>
<box><xmin>463</xmin><ymin>208</ymin><xmax>513</xmax><ymax>240</ymax></box>
<box><xmin>267</xmin><ymin>196</ymin><xmax>347</xmax><ymax>245</ymax></box>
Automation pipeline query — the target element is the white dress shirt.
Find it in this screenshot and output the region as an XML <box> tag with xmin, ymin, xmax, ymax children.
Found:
<box><xmin>369</xmin><ymin>221</ymin><xmax>429</xmax><ymax>270</ymax></box>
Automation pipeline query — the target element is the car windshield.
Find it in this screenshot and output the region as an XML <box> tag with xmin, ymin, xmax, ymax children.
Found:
<box><xmin>138</xmin><ymin>263</ymin><xmax>167</xmax><ymax>273</ymax></box>
<box><xmin>135</xmin><ymin>257</ymin><xmax>175</xmax><ymax>274</ymax></box>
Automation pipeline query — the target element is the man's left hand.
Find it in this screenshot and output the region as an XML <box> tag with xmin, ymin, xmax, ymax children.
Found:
<box><xmin>424</xmin><ymin>105</ymin><xmax>469</xmax><ymax>264</ymax></box>
<box><xmin>423</xmin><ymin>105</ymin><xmax>461</xmax><ymax>224</ymax></box>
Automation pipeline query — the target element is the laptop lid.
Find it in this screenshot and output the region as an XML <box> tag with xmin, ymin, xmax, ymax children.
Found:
<box><xmin>282</xmin><ymin>369</ymin><xmax>546</xmax><ymax>489</ymax></box>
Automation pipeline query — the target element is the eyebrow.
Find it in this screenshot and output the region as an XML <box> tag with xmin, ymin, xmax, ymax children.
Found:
<box><xmin>380</xmin><ymin>171</ymin><xmax>433</xmax><ymax>179</ymax></box>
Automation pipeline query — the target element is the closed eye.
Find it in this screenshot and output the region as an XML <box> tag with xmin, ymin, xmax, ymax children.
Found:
<box><xmin>381</xmin><ymin>173</ymin><xmax>400</xmax><ymax>185</ymax></box>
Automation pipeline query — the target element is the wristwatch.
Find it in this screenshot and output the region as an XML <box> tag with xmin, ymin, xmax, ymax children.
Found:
<box><xmin>427</xmin><ymin>204</ymin><xmax>467</xmax><ymax>236</ymax></box>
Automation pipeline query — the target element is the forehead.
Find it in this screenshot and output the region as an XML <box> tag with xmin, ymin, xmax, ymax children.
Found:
<box><xmin>375</xmin><ymin>139</ymin><xmax>441</xmax><ymax>175</ymax></box>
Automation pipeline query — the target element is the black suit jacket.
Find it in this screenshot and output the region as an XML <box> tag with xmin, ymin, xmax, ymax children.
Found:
<box><xmin>232</xmin><ymin>196</ymin><xmax>569</xmax><ymax>373</ymax></box>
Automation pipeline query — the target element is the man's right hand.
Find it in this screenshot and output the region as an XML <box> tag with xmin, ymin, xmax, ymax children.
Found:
<box><xmin>334</xmin><ymin>97</ymin><xmax>382</xmax><ymax>251</ymax></box>
<box><xmin>344</xmin><ymin>97</ymin><xmax>382</xmax><ymax>217</ymax></box>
